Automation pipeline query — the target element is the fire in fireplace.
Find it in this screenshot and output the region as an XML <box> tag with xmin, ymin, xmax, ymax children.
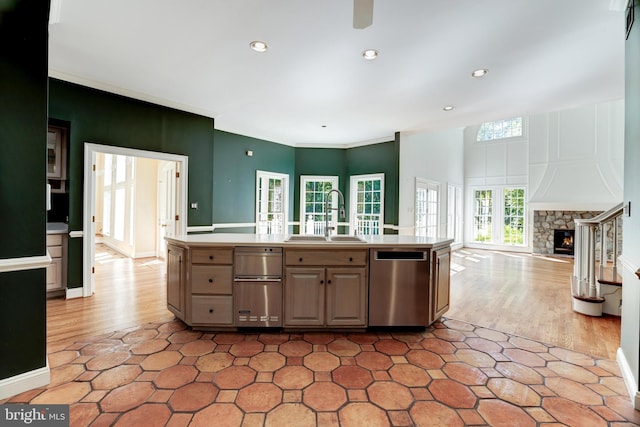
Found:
<box><xmin>553</xmin><ymin>229</ymin><xmax>575</xmax><ymax>255</ymax></box>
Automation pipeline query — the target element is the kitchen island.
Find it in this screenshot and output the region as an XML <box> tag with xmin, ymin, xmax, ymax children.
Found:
<box><xmin>165</xmin><ymin>234</ymin><xmax>453</xmax><ymax>331</ymax></box>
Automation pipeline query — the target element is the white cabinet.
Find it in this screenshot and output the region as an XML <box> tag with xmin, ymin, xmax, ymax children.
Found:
<box><xmin>46</xmin><ymin>233</ymin><xmax>67</xmax><ymax>295</ymax></box>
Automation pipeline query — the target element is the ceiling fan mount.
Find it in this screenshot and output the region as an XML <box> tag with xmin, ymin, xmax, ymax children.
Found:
<box><xmin>353</xmin><ymin>0</ymin><xmax>374</xmax><ymax>29</ymax></box>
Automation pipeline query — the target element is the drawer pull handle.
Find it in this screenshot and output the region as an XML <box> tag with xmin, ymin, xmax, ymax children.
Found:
<box><xmin>209</xmin><ymin>255</ymin><xmax>214</xmax><ymax>260</ymax></box>
<box><xmin>209</xmin><ymin>308</ymin><xmax>214</xmax><ymax>313</ymax></box>
<box><xmin>320</xmin><ymin>280</ymin><xmax>324</xmax><ymax>285</ymax></box>
<box><xmin>299</xmin><ymin>257</ymin><xmax>303</xmax><ymax>262</ymax></box>
<box><xmin>349</xmin><ymin>257</ymin><xmax>353</xmax><ymax>262</ymax></box>
<box><xmin>208</xmin><ymin>278</ymin><xmax>213</xmax><ymax>283</ymax></box>
<box><xmin>327</xmin><ymin>279</ymin><xmax>332</xmax><ymax>284</ymax></box>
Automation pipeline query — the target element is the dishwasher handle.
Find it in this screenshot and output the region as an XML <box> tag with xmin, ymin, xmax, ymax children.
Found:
<box><xmin>234</xmin><ymin>277</ymin><xmax>282</xmax><ymax>282</ymax></box>
<box><xmin>374</xmin><ymin>250</ymin><xmax>427</xmax><ymax>261</ymax></box>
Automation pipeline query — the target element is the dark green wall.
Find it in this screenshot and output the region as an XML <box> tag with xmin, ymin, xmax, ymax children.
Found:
<box><xmin>0</xmin><ymin>0</ymin><xmax>49</xmax><ymax>380</ymax></box>
<box><xmin>212</xmin><ymin>130</ymin><xmax>295</xmax><ymax>233</ymax></box>
<box><xmin>49</xmin><ymin>79</ymin><xmax>216</xmax><ymax>288</ymax></box>
<box><xmin>346</xmin><ymin>138</ymin><xmax>400</xmax><ymax>232</ymax></box>
<box><xmin>294</xmin><ymin>148</ymin><xmax>347</xmax><ymax>232</ymax></box>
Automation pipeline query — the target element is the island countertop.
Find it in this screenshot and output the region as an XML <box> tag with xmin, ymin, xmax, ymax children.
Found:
<box><xmin>166</xmin><ymin>233</ymin><xmax>453</xmax><ymax>248</ymax></box>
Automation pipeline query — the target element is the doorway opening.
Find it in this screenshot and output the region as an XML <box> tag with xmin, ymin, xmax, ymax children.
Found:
<box><xmin>81</xmin><ymin>143</ymin><xmax>188</xmax><ymax>298</ymax></box>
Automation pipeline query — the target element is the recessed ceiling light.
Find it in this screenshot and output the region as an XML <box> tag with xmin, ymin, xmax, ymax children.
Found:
<box><xmin>471</xmin><ymin>68</ymin><xmax>488</xmax><ymax>77</ymax></box>
<box><xmin>443</xmin><ymin>106</ymin><xmax>455</xmax><ymax>111</ymax></box>
<box><xmin>362</xmin><ymin>49</ymin><xmax>379</xmax><ymax>60</ymax></box>
<box><xmin>249</xmin><ymin>41</ymin><xmax>268</xmax><ymax>53</ymax></box>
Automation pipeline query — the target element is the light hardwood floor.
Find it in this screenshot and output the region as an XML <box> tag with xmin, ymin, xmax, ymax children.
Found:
<box><xmin>46</xmin><ymin>246</ymin><xmax>621</xmax><ymax>359</ymax></box>
<box><xmin>446</xmin><ymin>248</ymin><xmax>620</xmax><ymax>360</ymax></box>
<box><xmin>46</xmin><ymin>245</ymin><xmax>174</xmax><ymax>344</ymax></box>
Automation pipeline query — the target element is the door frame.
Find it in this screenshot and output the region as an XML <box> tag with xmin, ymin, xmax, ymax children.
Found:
<box><xmin>82</xmin><ymin>143</ymin><xmax>188</xmax><ymax>298</ymax></box>
<box><xmin>157</xmin><ymin>160</ymin><xmax>179</xmax><ymax>258</ymax></box>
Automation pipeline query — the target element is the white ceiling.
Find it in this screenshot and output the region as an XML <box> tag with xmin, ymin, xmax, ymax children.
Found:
<box><xmin>48</xmin><ymin>0</ymin><xmax>626</xmax><ymax>148</ymax></box>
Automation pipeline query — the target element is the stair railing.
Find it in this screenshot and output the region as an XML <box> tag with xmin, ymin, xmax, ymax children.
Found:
<box><xmin>572</xmin><ymin>203</ymin><xmax>623</xmax><ymax>300</ymax></box>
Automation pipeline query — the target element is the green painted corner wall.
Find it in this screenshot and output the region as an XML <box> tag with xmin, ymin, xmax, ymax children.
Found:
<box><xmin>346</xmin><ymin>138</ymin><xmax>400</xmax><ymax>231</ymax></box>
<box><xmin>47</xmin><ymin>87</ymin><xmax>399</xmax><ymax>287</ymax></box>
<box><xmin>0</xmin><ymin>0</ymin><xmax>49</xmax><ymax>381</ymax></box>
<box><xmin>49</xmin><ymin>79</ymin><xmax>216</xmax><ymax>288</ymax></box>
<box><xmin>212</xmin><ymin>130</ymin><xmax>295</xmax><ymax>232</ymax></box>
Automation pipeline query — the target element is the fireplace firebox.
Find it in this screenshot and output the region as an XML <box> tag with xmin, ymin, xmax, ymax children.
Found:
<box><xmin>553</xmin><ymin>229</ymin><xmax>575</xmax><ymax>255</ymax></box>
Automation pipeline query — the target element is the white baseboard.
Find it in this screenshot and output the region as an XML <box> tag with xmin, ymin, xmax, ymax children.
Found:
<box><xmin>0</xmin><ymin>364</ymin><xmax>50</xmax><ymax>400</ymax></box>
<box><xmin>617</xmin><ymin>347</ymin><xmax>640</xmax><ymax>409</ymax></box>
<box><xmin>65</xmin><ymin>287</ymin><xmax>84</xmax><ymax>299</ymax></box>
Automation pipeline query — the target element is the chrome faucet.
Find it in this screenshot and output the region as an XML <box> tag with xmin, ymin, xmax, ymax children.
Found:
<box><xmin>325</xmin><ymin>189</ymin><xmax>346</xmax><ymax>237</ymax></box>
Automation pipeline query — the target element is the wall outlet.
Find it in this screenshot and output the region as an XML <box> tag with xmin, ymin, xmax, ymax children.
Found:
<box><xmin>190</xmin><ymin>202</ymin><xmax>198</xmax><ymax>209</ymax></box>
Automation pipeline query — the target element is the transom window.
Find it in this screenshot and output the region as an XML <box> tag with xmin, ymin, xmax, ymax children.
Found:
<box><xmin>350</xmin><ymin>173</ymin><xmax>384</xmax><ymax>235</ymax></box>
<box><xmin>300</xmin><ymin>176</ymin><xmax>339</xmax><ymax>235</ymax></box>
<box><xmin>256</xmin><ymin>170</ymin><xmax>289</xmax><ymax>234</ymax></box>
<box><xmin>477</xmin><ymin>117</ymin><xmax>523</xmax><ymax>142</ymax></box>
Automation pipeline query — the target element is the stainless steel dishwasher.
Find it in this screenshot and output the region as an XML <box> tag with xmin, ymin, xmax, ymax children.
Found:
<box><xmin>368</xmin><ymin>248</ymin><xmax>430</xmax><ymax>326</ymax></box>
<box><xmin>234</xmin><ymin>247</ymin><xmax>283</xmax><ymax>327</ymax></box>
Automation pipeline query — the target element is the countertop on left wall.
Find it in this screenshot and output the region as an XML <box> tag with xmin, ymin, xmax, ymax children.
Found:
<box><xmin>46</xmin><ymin>222</ymin><xmax>68</xmax><ymax>234</ymax></box>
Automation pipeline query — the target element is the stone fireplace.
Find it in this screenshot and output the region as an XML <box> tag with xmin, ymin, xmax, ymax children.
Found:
<box><xmin>532</xmin><ymin>210</ymin><xmax>600</xmax><ymax>255</ymax></box>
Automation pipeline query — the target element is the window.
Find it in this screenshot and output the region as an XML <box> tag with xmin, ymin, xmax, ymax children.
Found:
<box><xmin>256</xmin><ymin>171</ymin><xmax>289</xmax><ymax>234</ymax></box>
<box><xmin>350</xmin><ymin>174</ymin><xmax>384</xmax><ymax>235</ymax></box>
<box><xmin>300</xmin><ymin>176</ymin><xmax>339</xmax><ymax>235</ymax></box>
<box><xmin>503</xmin><ymin>188</ymin><xmax>525</xmax><ymax>245</ymax></box>
<box><xmin>471</xmin><ymin>187</ymin><xmax>527</xmax><ymax>246</ymax></box>
<box><xmin>477</xmin><ymin>117</ymin><xmax>523</xmax><ymax>142</ymax></box>
<box><xmin>447</xmin><ymin>184</ymin><xmax>463</xmax><ymax>245</ymax></box>
<box><xmin>415</xmin><ymin>179</ymin><xmax>439</xmax><ymax>237</ymax></box>
<box><xmin>101</xmin><ymin>154</ymin><xmax>134</xmax><ymax>245</ymax></box>
<box><xmin>473</xmin><ymin>189</ymin><xmax>493</xmax><ymax>242</ymax></box>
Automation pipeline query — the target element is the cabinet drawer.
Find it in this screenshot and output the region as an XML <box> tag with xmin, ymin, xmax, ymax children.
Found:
<box><xmin>48</xmin><ymin>246</ymin><xmax>62</xmax><ymax>258</ymax></box>
<box><xmin>285</xmin><ymin>250</ymin><xmax>367</xmax><ymax>266</ymax></box>
<box><xmin>46</xmin><ymin>234</ymin><xmax>63</xmax><ymax>246</ymax></box>
<box><xmin>191</xmin><ymin>296</ymin><xmax>233</xmax><ymax>324</ymax></box>
<box><xmin>191</xmin><ymin>248</ymin><xmax>233</xmax><ymax>264</ymax></box>
<box><xmin>191</xmin><ymin>265</ymin><xmax>232</xmax><ymax>294</ymax></box>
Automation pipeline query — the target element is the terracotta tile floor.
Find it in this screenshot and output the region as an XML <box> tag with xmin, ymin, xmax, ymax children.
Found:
<box><xmin>3</xmin><ymin>318</ymin><xmax>639</xmax><ymax>427</ymax></box>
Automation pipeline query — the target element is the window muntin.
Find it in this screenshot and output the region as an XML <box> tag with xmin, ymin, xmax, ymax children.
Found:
<box><xmin>300</xmin><ymin>176</ymin><xmax>339</xmax><ymax>235</ymax></box>
<box><xmin>256</xmin><ymin>171</ymin><xmax>289</xmax><ymax>234</ymax></box>
<box><xmin>477</xmin><ymin>117</ymin><xmax>523</xmax><ymax>142</ymax></box>
<box><xmin>473</xmin><ymin>189</ymin><xmax>493</xmax><ymax>242</ymax></box>
<box><xmin>350</xmin><ymin>174</ymin><xmax>384</xmax><ymax>235</ymax></box>
<box><xmin>503</xmin><ymin>188</ymin><xmax>525</xmax><ymax>245</ymax></box>
<box><xmin>471</xmin><ymin>187</ymin><xmax>527</xmax><ymax>246</ymax></box>
<box><xmin>415</xmin><ymin>179</ymin><xmax>439</xmax><ymax>238</ymax></box>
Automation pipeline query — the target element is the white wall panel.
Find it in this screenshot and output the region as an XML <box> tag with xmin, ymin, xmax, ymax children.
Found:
<box><xmin>399</xmin><ymin>129</ymin><xmax>464</xmax><ymax>235</ymax></box>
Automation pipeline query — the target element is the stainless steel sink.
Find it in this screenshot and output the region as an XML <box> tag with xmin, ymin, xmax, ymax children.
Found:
<box><xmin>285</xmin><ymin>235</ymin><xmax>328</xmax><ymax>242</ymax></box>
<box><xmin>328</xmin><ymin>235</ymin><xmax>366</xmax><ymax>243</ymax></box>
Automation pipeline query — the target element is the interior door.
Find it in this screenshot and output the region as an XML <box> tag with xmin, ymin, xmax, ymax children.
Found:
<box><xmin>158</xmin><ymin>161</ymin><xmax>178</xmax><ymax>258</ymax></box>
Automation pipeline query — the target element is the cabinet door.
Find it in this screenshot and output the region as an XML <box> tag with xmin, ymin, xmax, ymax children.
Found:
<box><xmin>431</xmin><ymin>248</ymin><xmax>451</xmax><ymax>322</ymax></box>
<box><xmin>284</xmin><ymin>268</ymin><xmax>325</xmax><ymax>326</ymax></box>
<box><xmin>167</xmin><ymin>245</ymin><xmax>185</xmax><ymax>319</ymax></box>
<box><xmin>46</xmin><ymin>257</ymin><xmax>63</xmax><ymax>291</ymax></box>
<box><xmin>326</xmin><ymin>267</ymin><xmax>367</xmax><ymax>326</ymax></box>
